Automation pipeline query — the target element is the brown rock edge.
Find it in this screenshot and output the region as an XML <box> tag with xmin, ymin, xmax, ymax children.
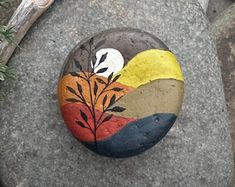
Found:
<box><xmin>211</xmin><ymin>3</ymin><xmax>235</xmax><ymax>173</ymax></box>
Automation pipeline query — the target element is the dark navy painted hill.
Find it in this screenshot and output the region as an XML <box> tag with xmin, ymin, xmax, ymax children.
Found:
<box><xmin>82</xmin><ymin>113</ymin><xmax>177</xmax><ymax>158</ymax></box>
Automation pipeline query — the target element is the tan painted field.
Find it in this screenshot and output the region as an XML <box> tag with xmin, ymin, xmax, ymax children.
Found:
<box><xmin>110</xmin><ymin>79</ymin><xmax>184</xmax><ymax>118</ymax></box>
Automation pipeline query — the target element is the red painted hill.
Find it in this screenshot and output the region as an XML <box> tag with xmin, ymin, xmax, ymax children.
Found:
<box><xmin>61</xmin><ymin>103</ymin><xmax>136</xmax><ymax>142</ymax></box>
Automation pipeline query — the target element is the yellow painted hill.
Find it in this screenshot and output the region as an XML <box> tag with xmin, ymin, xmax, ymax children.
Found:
<box><xmin>116</xmin><ymin>49</ymin><xmax>184</xmax><ymax>88</ymax></box>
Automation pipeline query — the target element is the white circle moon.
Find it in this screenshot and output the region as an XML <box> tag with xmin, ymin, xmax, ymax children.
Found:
<box><xmin>92</xmin><ymin>48</ymin><xmax>124</xmax><ymax>78</ymax></box>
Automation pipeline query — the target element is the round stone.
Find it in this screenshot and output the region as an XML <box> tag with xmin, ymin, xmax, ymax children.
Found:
<box><xmin>58</xmin><ymin>28</ymin><xmax>184</xmax><ymax>158</ymax></box>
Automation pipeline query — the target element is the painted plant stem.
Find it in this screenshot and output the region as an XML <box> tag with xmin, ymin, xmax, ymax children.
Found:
<box><xmin>66</xmin><ymin>38</ymin><xmax>126</xmax><ymax>147</ymax></box>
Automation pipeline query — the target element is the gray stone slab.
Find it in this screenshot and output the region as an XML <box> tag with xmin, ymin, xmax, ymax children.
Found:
<box><xmin>0</xmin><ymin>0</ymin><xmax>234</xmax><ymax>186</ymax></box>
<box><xmin>198</xmin><ymin>0</ymin><xmax>209</xmax><ymax>11</ymax></box>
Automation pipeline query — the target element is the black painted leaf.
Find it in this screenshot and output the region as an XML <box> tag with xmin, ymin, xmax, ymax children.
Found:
<box><xmin>95</xmin><ymin>39</ymin><xmax>106</xmax><ymax>49</ymax></box>
<box><xmin>76</xmin><ymin>82</ymin><xmax>83</xmax><ymax>94</ymax></box>
<box><xmin>91</xmin><ymin>55</ymin><xmax>97</xmax><ymax>67</ymax></box>
<box><xmin>66</xmin><ymin>98</ymin><xmax>79</xmax><ymax>102</ymax></box>
<box><xmin>74</xmin><ymin>59</ymin><xmax>83</xmax><ymax>70</ymax></box>
<box><xmin>98</xmin><ymin>52</ymin><xmax>108</xmax><ymax>65</ymax></box>
<box><xmin>112</xmin><ymin>87</ymin><xmax>123</xmax><ymax>92</ymax></box>
<box><xmin>103</xmin><ymin>95</ymin><xmax>107</xmax><ymax>106</ymax></box>
<box><xmin>70</xmin><ymin>72</ymin><xmax>84</xmax><ymax>79</ymax></box>
<box><xmin>108</xmin><ymin>106</ymin><xmax>126</xmax><ymax>112</ymax></box>
<box><xmin>96</xmin><ymin>78</ymin><xmax>106</xmax><ymax>84</ymax></box>
<box><xmin>80</xmin><ymin>110</ymin><xmax>88</xmax><ymax>122</ymax></box>
<box><xmin>108</xmin><ymin>94</ymin><xmax>116</xmax><ymax>107</ymax></box>
<box><xmin>96</xmin><ymin>67</ymin><xmax>108</xmax><ymax>74</ymax></box>
<box><xmin>112</xmin><ymin>74</ymin><xmax>121</xmax><ymax>82</ymax></box>
<box><xmin>76</xmin><ymin>121</ymin><xmax>86</xmax><ymax>128</ymax></box>
<box><xmin>66</xmin><ymin>86</ymin><xmax>77</xmax><ymax>95</ymax></box>
<box><xmin>70</xmin><ymin>72</ymin><xmax>79</xmax><ymax>76</ymax></box>
<box><xmin>80</xmin><ymin>44</ymin><xmax>86</xmax><ymax>50</ymax></box>
<box><xmin>101</xmin><ymin>114</ymin><xmax>113</xmax><ymax>123</ymax></box>
<box><xmin>108</xmin><ymin>72</ymin><xmax>113</xmax><ymax>83</ymax></box>
<box><xmin>93</xmin><ymin>81</ymin><xmax>98</xmax><ymax>96</ymax></box>
<box><xmin>89</xmin><ymin>37</ymin><xmax>94</xmax><ymax>45</ymax></box>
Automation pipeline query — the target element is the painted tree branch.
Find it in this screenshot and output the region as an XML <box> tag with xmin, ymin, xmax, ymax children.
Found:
<box><xmin>0</xmin><ymin>0</ymin><xmax>54</xmax><ymax>64</ymax></box>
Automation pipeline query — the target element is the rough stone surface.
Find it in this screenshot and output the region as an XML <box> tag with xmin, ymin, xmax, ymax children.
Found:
<box><xmin>198</xmin><ymin>0</ymin><xmax>209</xmax><ymax>12</ymax></box>
<box><xmin>211</xmin><ymin>2</ymin><xmax>235</xmax><ymax>176</ymax></box>
<box><xmin>207</xmin><ymin>0</ymin><xmax>234</xmax><ymax>22</ymax></box>
<box><xmin>0</xmin><ymin>0</ymin><xmax>234</xmax><ymax>186</ymax></box>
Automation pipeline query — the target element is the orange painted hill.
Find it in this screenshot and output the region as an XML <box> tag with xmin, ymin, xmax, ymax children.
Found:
<box><xmin>58</xmin><ymin>72</ymin><xmax>134</xmax><ymax>111</ymax></box>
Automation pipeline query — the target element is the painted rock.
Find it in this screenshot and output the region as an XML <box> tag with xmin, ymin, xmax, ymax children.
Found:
<box><xmin>58</xmin><ymin>28</ymin><xmax>184</xmax><ymax>158</ymax></box>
